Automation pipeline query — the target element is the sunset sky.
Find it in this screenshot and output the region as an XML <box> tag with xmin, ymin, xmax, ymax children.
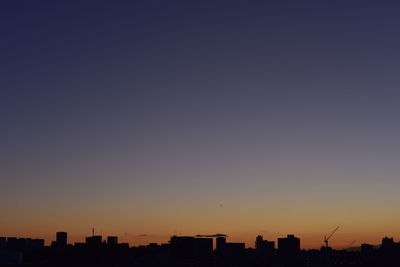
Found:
<box><xmin>2</xmin><ymin>0</ymin><xmax>400</xmax><ymax>249</ymax></box>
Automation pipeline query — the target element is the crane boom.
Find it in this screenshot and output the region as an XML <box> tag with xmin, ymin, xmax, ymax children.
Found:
<box><xmin>324</xmin><ymin>226</ymin><xmax>339</xmax><ymax>247</ymax></box>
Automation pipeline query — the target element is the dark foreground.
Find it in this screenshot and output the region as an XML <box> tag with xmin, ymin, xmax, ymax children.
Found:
<box><xmin>1</xmin><ymin>235</ymin><xmax>400</xmax><ymax>266</ymax></box>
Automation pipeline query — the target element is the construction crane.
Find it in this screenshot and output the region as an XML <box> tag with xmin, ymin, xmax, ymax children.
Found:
<box><xmin>324</xmin><ymin>226</ymin><xmax>339</xmax><ymax>248</ymax></box>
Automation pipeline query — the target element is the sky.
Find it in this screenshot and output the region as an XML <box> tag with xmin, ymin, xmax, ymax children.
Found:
<box><xmin>1</xmin><ymin>0</ymin><xmax>400</xmax><ymax>249</ymax></box>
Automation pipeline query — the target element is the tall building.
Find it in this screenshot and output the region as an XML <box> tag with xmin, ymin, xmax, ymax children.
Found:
<box><xmin>256</xmin><ymin>235</ymin><xmax>263</xmax><ymax>249</ymax></box>
<box><xmin>216</xmin><ymin>236</ymin><xmax>226</xmax><ymax>251</ymax></box>
<box><xmin>56</xmin><ymin>232</ymin><xmax>67</xmax><ymax>246</ymax></box>
<box><xmin>278</xmin><ymin>234</ymin><xmax>300</xmax><ymax>254</ymax></box>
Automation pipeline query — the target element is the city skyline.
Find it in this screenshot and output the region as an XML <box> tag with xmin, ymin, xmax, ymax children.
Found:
<box><xmin>2</xmin><ymin>0</ymin><xmax>400</xmax><ymax>252</ymax></box>
<box><xmin>0</xmin><ymin>227</ymin><xmax>395</xmax><ymax>250</ymax></box>
<box><xmin>0</xmin><ymin>230</ymin><xmax>391</xmax><ymax>249</ymax></box>
<box><xmin>4</xmin><ymin>230</ymin><xmax>400</xmax><ymax>266</ymax></box>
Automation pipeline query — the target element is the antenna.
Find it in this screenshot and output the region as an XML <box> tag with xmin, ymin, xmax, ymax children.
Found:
<box><xmin>92</xmin><ymin>228</ymin><xmax>95</xmax><ymax>237</ymax></box>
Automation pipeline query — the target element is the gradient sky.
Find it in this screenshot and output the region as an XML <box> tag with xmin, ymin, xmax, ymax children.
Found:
<box><xmin>2</xmin><ymin>0</ymin><xmax>400</xmax><ymax>249</ymax></box>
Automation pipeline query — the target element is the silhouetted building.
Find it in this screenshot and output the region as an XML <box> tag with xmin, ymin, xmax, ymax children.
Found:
<box><xmin>255</xmin><ymin>235</ymin><xmax>276</xmax><ymax>266</ymax></box>
<box><xmin>381</xmin><ymin>237</ymin><xmax>396</xmax><ymax>249</ymax></box>
<box><xmin>0</xmin><ymin>237</ymin><xmax>5</xmax><ymax>249</ymax></box>
<box><xmin>256</xmin><ymin>235</ymin><xmax>263</xmax><ymax>249</ymax></box>
<box><xmin>256</xmin><ymin>235</ymin><xmax>275</xmax><ymax>251</ymax></box>
<box><xmin>4</xmin><ymin>237</ymin><xmax>44</xmax><ymax>250</ymax></box>
<box><xmin>361</xmin><ymin>243</ymin><xmax>374</xmax><ymax>254</ymax></box>
<box><xmin>170</xmin><ymin>236</ymin><xmax>195</xmax><ymax>261</ymax></box>
<box><xmin>216</xmin><ymin>238</ymin><xmax>247</xmax><ymax>267</ymax></box>
<box><xmin>216</xmin><ymin>236</ymin><xmax>226</xmax><ymax>251</ymax></box>
<box><xmin>56</xmin><ymin>232</ymin><xmax>67</xmax><ymax>246</ymax></box>
<box><xmin>278</xmin><ymin>234</ymin><xmax>300</xmax><ymax>254</ymax></box>
<box><xmin>382</xmin><ymin>236</ymin><xmax>394</xmax><ymax>245</ymax></box>
<box><xmin>86</xmin><ymin>236</ymin><xmax>102</xmax><ymax>246</ymax></box>
<box><xmin>277</xmin><ymin>234</ymin><xmax>301</xmax><ymax>266</ymax></box>
<box><xmin>107</xmin><ymin>236</ymin><xmax>118</xmax><ymax>245</ymax></box>
<box><xmin>5</xmin><ymin>237</ymin><xmax>18</xmax><ymax>250</ymax></box>
<box><xmin>194</xmin><ymin>238</ymin><xmax>213</xmax><ymax>262</ymax></box>
<box><xmin>170</xmin><ymin>236</ymin><xmax>213</xmax><ymax>263</ymax></box>
<box><xmin>7</xmin><ymin>238</ymin><xmax>23</xmax><ymax>250</ymax></box>
<box><xmin>26</xmin><ymin>238</ymin><xmax>44</xmax><ymax>249</ymax></box>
